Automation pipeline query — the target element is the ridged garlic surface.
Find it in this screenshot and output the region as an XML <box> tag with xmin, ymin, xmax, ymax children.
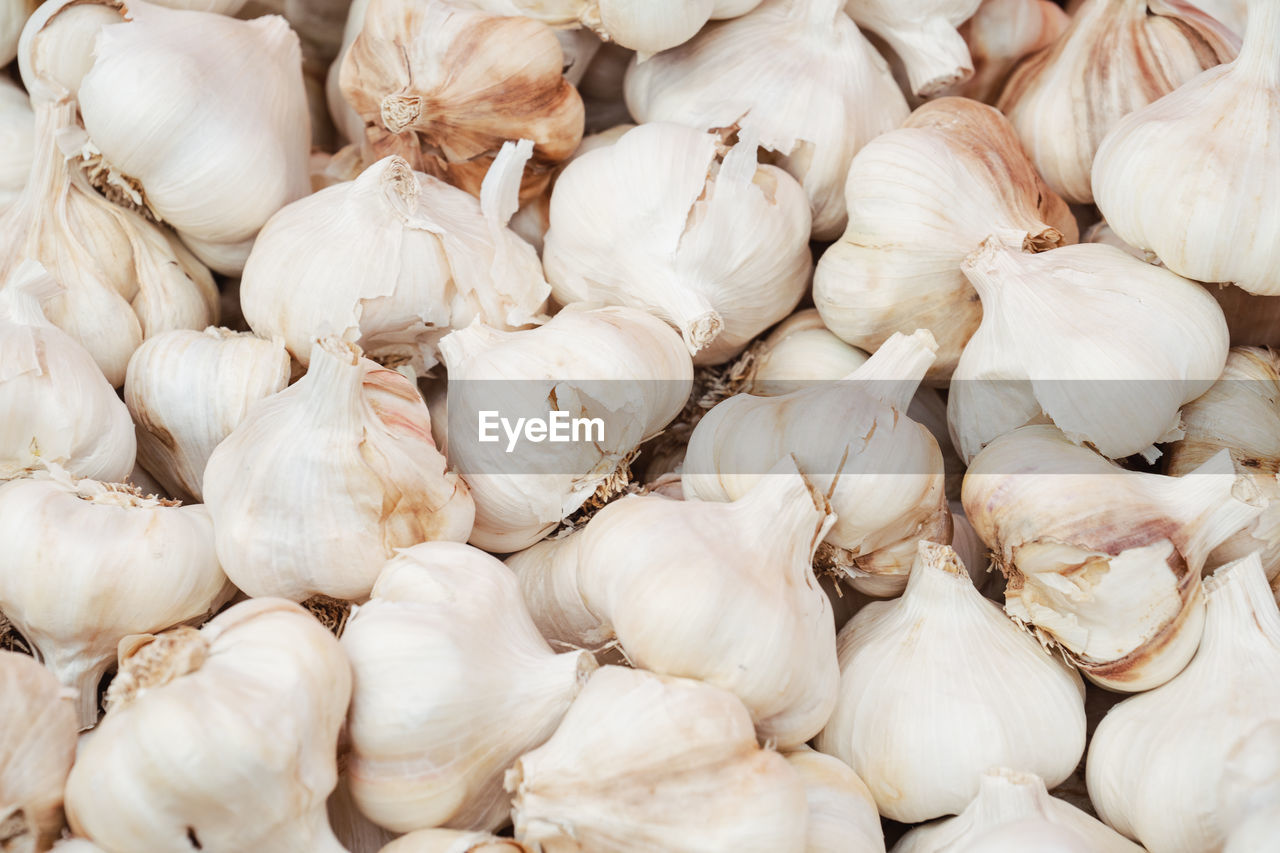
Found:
<box><xmin>0</xmin><ymin>262</ymin><xmax>135</xmax><ymax>483</ymax></box>
<box><xmin>1193</xmin><ymin>0</ymin><xmax>1246</xmax><ymax>34</ymax></box>
<box><xmin>998</xmin><ymin>0</ymin><xmax>1235</xmax><ymax>204</ymax></box>
<box><xmin>380</xmin><ymin>830</ymin><xmax>527</xmax><ymax>853</ymax></box>
<box><xmin>1087</xmin><ymin>552</ymin><xmax>1280</xmax><ymax>853</ymax></box>
<box><xmin>962</xmin><ymin>424</ymin><xmax>1263</xmax><ymax>691</ymax></box>
<box><xmin>0</xmin><ymin>77</ymin><xmax>32</xmax><ymax>214</ymax></box>
<box><xmin>785</xmin><ymin>746</ymin><xmax>884</xmax><ymax>853</ymax></box>
<box><xmin>623</xmin><ymin>0</ymin><xmax>908</xmax><ymax>240</ymax></box>
<box><xmin>440</xmin><ymin>304</ymin><xmax>691</xmax><ymax>553</ymax></box>
<box><xmin>506</xmin><ymin>666</ymin><xmax>808</xmax><ymax>853</ymax></box>
<box><xmin>815</xmin><ymin>542</ymin><xmax>1085</xmax><ymax>823</ymax></box>
<box><xmin>343</xmin><ymin>542</ymin><xmax>596</xmax><ymax>833</ymax></box>
<box><xmin>943</xmin><ymin>0</ymin><xmax>1068</xmax><ymax>103</ymax></box>
<box><xmin>843</xmin><ymin>0</ymin><xmax>982</xmax><ymax>96</ymax></box>
<box><xmin>683</xmin><ymin>330</ymin><xmax>948</xmax><ymax>597</ymax></box>
<box><xmin>1092</xmin><ymin>0</ymin><xmax>1280</xmax><ymax>294</ymax></box>
<box><xmin>241</xmin><ymin>147</ymin><xmax>549</xmax><ymax>371</ymax></box>
<box><xmin>327</xmin><ymin>777</ymin><xmax>398</xmax><ymax>853</ymax></box>
<box><xmin>64</xmin><ymin>599</ymin><xmax>352</xmax><ymax>853</ymax></box>
<box><xmin>204</xmin><ymin>337</ymin><xmax>474</xmax><ymax>602</ymax></box>
<box><xmin>0</xmin><ymin>651</ymin><xmax>77</xmax><ymax>853</ymax></box>
<box><xmin>814</xmin><ymin>97</ymin><xmax>1077</xmax><ymax>382</ymax></box>
<box><xmin>542</xmin><ymin>123</ymin><xmax>811</xmax><ymax>364</ymax></box>
<box><xmin>948</xmin><ymin>239</ymin><xmax>1229</xmax><ymax>463</ymax></box>
<box><xmin>509</xmin><ymin>459</ymin><xmax>837</xmax><ymax>747</ymax></box>
<box><xmin>0</xmin><ymin>468</ymin><xmax>231</xmax><ymax>727</ymax></box>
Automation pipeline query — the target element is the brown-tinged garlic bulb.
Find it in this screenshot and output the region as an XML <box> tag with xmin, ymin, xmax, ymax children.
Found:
<box><xmin>785</xmin><ymin>747</ymin><xmax>884</xmax><ymax>853</ymax></box>
<box><xmin>380</xmin><ymin>831</ymin><xmax>526</xmax><ymax>853</ymax></box>
<box><xmin>0</xmin><ymin>467</ymin><xmax>232</xmax><ymax>727</ymax></box>
<box><xmin>0</xmin><ymin>77</ymin><xmax>32</xmax><ymax>214</ymax></box>
<box><xmin>203</xmin><ymin>337</ymin><xmax>474</xmax><ymax>602</ymax></box>
<box><xmin>843</xmin><ymin>0</ymin><xmax>983</xmax><ymax>96</ymax></box>
<box><xmin>997</xmin><ymin>0</ymin><xmax>1235</xmax><ymax>204</ymax></box>
<box><xmin>814</xmin><ymin>97</ymin><xmax>1077</xmax><ymax>382</ymax></box>
<box><xmin>942</xmin><ymin>0</ymin><xmax>1068</xmax><ymax>103</ymax></box>
<box><xmin>64</xmin><ymin>599</ymin><xmax>352</xmax><ymax>853</ymax></box>
<box><xmin>0</xmin><ymin>651</ymin><xmax>77</xmax><ymax>853</ymax></box>
<box><xmin>509</xmin><ymin>458</ymin><xmax>837</xmax><ymax>747</ymax></box>
<box><xmin>962</xmin><ymin>424</ymin><xmax>1263</xmax><ymax>691</ymax></box>
<box><xmin>506</xmin><ymin>666</ymin><xmax>808</xmax><ymax>853</ymax></box>
<box><xmin>343</xmin><ymin>542</ymin><xmax>596</xmax><ymax>833</ymax></box>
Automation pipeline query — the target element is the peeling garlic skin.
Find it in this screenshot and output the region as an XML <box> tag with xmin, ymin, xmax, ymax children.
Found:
<box><xmin>842</xmin><ymin>0</ymin><xmax>983</xmax><ymax>97</ymax></box>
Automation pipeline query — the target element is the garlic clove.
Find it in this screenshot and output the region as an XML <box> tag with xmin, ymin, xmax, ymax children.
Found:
<box><xmin>17</xmin><ymin>0</ymin><xmax>123</xmax><ymax>104</ymax></box>
<box><xmin>379</xmin><ymin>830</ymin><xmax>527</xmax><ymax>853</ymax></box>
<box><xmin>843</xmin><ymin>0</ymin><xmax>983</xmax><ymax>96</ymax></box>
<box><xmin>940</xmin><ymin>0</ymin><xmax>1069</xmax><ymax>104</ymax></box>
<box><xmin>785</xmin><ymin>746</ymin><xmax>885</xmax><ymax>853</ymax></box>
<box><xmin>327</xmin><ymin>776</ymin><xmax>399</xmax><ymax>853</ymax></box>
<box><xmin>739</xmin><ymin>309</ymin><xmax>870</xmax><ymax>397</ymax></box>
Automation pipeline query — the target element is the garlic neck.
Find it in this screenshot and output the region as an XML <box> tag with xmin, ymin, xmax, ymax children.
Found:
<box><xmin>966</xmin><ymin>769</ymin><xmax>1050</xmax><ymax>826</ymax></box>
<box><xmin>1238</xmin><ymin>0</ymin><xmax>1280</xmax><ymax>84</ymax></box>
<box><xmin>899</xmin><ymin>541</ymin><xmax>974</xmax><ymax>611</ymax></box>
<box><xmin>845</xmin><ymin>329</ymin><xmax>937</xmax><ymax>411</ymax></box>
<box><xmin>732</xmin><ymin>464</ymin><xmax>833</xmax><ymax>570</ymax></box>
<box><xmin>1160</xmin><ymin>450</ymin><xmax>1264</xmax><ymax>568</ymax></box>
<box><xmin>1200</xmin><ymin>554</ymin><xmax>1280</xmax><ymax>658</ymax></box>
<box><xmin>300</xmin><ymin>338</ymin><xmax>368</xmax><ymax>425</ymax></box>
<box><xmin>104</xmin><ymin>627</ymin><xmax>209</xmax><ymax>713</ymax></box>
<box><xmin>520</xmin><ymin>648</ymin><xmax>598</xmax><ymax>713</ymax></box>
<box><xmin>788</xmin><ymin>0</ymin><xmax>842</xmax><ymax>30</ymax></box>
<box><xmin>658</xmin><ymin>278</ymin><xmax>723</xmax><ymax>356</ymax></box>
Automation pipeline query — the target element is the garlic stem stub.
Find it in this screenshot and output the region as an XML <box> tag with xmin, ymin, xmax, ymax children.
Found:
<box><xmin>842</xmin><ymin>0</ymin><xmax>983</xmax><ymax>96</ymax></box>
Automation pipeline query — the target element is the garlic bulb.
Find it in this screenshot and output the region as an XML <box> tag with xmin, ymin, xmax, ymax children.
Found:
<box><xmin>1087</xmin><ymin>551</ymin><xmax>1280</xmax><ymax>853</ymax></box>
<box><xmin>1092</xmin><ymin>1</ymin><xmax>1280</xmax><ymax>294</ymax></box>
<box><xmin>50</xmin><ymin>842</ymin><xmax>107</xmax><ymax>853</ymax></box>
<box><xmin>0</xmin><ymin>262</ymin><xmax>135</xmax><ymax>483</ymax></box>
<box><xmin>0</xmin><ymin>0</ymin><xmax>35</xmax><ymax>65</ymax></box>
<box><xmin>204</xmin><ymin>337</ymin><xmax>474</xmax><ymax>602</ymax></box>
<box><xmin>1218</xmin><ymin>720</ymin><xmax>1280</xmax><ymax>853</ymax></box>
<box><xmin>683</xmin><ymin>330</ymin><xmax>949</xmax><ymax>597</ymax></box>
<box><xmin>998</xmin><ymin>0</ymin><xmax>1235</xmax><ymax>204</ymax></box>
<box><xmin>343</xmin><ymin>542</ymin><xmax>596</xmax><ymax>833</ymax></box>
<box><xmin>0</xmin><ymin>77</ymin><xmax>32</xmax><ymax>214</ymax></box>
<box><xmin>440</xmin><ymin>304</ymin><xmax>691</xmax><ymax>552</ymax></box>
<box><xmin>893</xmin><ymin>768</ymin><xmax>1142</xmax><ymax>853</ymax></box>
<box><xmin>327</xmin><ymin>777</ymin><xmax>398</xmax><ymax>853</ymax></box>
<box><xmin>0</xmin><ymin>467</ymin><xmax>232</xmax><ymax>727</ymax></box>
<box><xmin>509</xmin><ymin>458</ymin><xmax>837</xmax><ymax>747</ymax></box>
<box><xmin>241</xmin><ymin>147</ymin><xmax>550</xmax><ymax>371</ymax></box>
<box><xmin>943</xmin><ymin>0</ymin><xmax>1068</xmax><ymax>103</ymax></box>
<box><xmin>542</xmin><ymin>122</ymin><xmax>811</xmax><ymax>364</ymax></box>
<box><xmin>740</xmin><ymin>309</ymin><xmax>869</xmax><ymax>397</ymax></box>
<box><xmin>843</xmin><ymin>0</ymin><xmax>982</xmax><ymax>96</ymax></box>
<box><xmin>339</xmin><ymin>0</ymin><xmax>583</xmax><ymax>202</ymax></box>
<box><xmin>64</xmin><ymin>598</ymin><xmax>352</xmax><ymax>853</ymax></box>
<box><xmin>506</xmin><ymin>666</ymin><xmax>808</xmax><ymax>853</ymax></box>
<box><xmin>1193</xmin><ymin>0</ymin><xmax>1246</xmax><ymax>34</ymax></box>
<box><xmin>380</xmin><ymin>831</ymin><xmax>526</xmax><ymax>853</ymax></box>
<box><xmin>623</xmin><ymin>0</ymin><xmax>909</xmax><ymax>240</ymax></box>
<box><xmin>814</xmin><ymin>97</ymin><xmax>1077</xmax><ymax>382</ymax></box>
<box><xmin>962</xmin><ymin>424</ymin><xmax>1263</xmax><ymax>691</ymax></box>
<box><xmin>0</xmin><ymin>651</ymin><xmax>77</xmax><ymax>853</ymax></box>
<box><xmin>123</xmin><ymin>327</ymin><xmax>290</xmax><ymax>502</ymax></box>
<box><xmin>785</xmin><ymin>746</ymin><xmax>884</xmax><ymax>853</ymax></box>
<box><xmin>948</xmin><ymin>239</ymin><xmax>1229</xmax><ymax>463</ymax></box>
<box><xmin>815</xmin><ymin>542</ymin><xmax>1085</xmax><ymax>823</ymax></box>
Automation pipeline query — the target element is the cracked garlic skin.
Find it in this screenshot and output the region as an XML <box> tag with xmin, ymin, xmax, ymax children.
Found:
<box><xmin>941</xmin><ymin>0</ymin><xmax>1068</xmax><ymax>103</ymax></box>
<box><xmin>785</xmin><ymin>746</ymin><xmax>885</xmax><ymax>853</ymax></box>
<box><xmin>507</xmin><ymin>666</ymin><xmax>808</xmax><ymax>853</ymax></box>
<box><xmin>0</xmin><ymin>652</ymin><xmax>78</xmax><ymax>853</ymax></box>
<box><xmin>0</xmin><ymin>467</ymin><xmax>232</xmax><ymax>728</ymax></box>
<box><xmin>203</xmin><ymin>336</ymin><xmax>474</xmax><ymax>603</ymax></box>
<box><xmin>843</xmin><ymin>0</ymin><xmax>982</xmax><ymax>96</ymax></box>
<box><xmin>962</xmin><ymin>425</ymin><xmax>1262</xmax><ymax>692</ymax></box>
<box><xmin>64</xmin><ymin>599</ymin><xmax>352</xmax><ymax>853</ymax></box>
<box><xmin>379</xmin><ymin>830</ymin><xmax>527</xmax><ymax>853</ymax></box>
<box><xmin>542</xmin><ymin>123</ymin><xmax>811</xmax><ymax>364</ymax></box>
<box><xmin>624</xmin><ymin>0</ymin><xmax>908</xmax><ymax>240</ymax></box>
<box><xmin>343</xmin><ymin>542</ymin><xmax>596</xmax><ymax>834</ymax></box>
<box><xmin>816</xmin><ymin>542</ymin><xmax>1085</xmax><ymax>823</ymax></box>
<box><xmin>814</xmin><ymin>97</ymin><xmax>1076</xmax><ymax>383</ymax></box>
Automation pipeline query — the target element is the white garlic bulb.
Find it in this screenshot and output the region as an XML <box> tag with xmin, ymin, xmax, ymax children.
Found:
<box><xmin>241</xmin><ymin>147</ymin><xmax>549</xmax><ymax>371</ymax></box>
<box><xmin>327</xmin><ymin>777</ymin><xmax>399</xmax><ymax>853</ymax></box>
<box><xmin>0</xmin><ymin>651</ymin><xmax>78</xmax><ymax>853</ymax></box>
<box><xmin>683</xmin><ymin>330</ymin><xmax>949</xmax><ymax>597</ymax></box>
<box><xmin>542</xmin><ymin>123</ymin><xmax>811</xmax><ymax>364</ymax></box>
<box><xmin>948</xmin><ymin>239</ymin><xmax>1229</xmax><ymax>463</ymax></box>
<box><xmin>1092</xmin><ymin>0</ymin><xmax>1280</xmax><ymax>294</ymax></box>
<box><xmin>1087</xmin><ymin>551</ymin><xmax>1280</xmax><ymax>853</ymax></box>
<box><xmin>124</xmin><ymin>328</ymin><xmax>290</xmax><ymax>502</ymax></box>
<box><xmin>64</xmin><ymin>599</ymin><xmax>352</xmax><ymax>853</ymax></box>
<box><xmin>0</xmin><ymin>0</ymin><xmax>35</xmax><ymax>65</ymax></box>
<box><xmin>893</xmin><ymin>768</ymin><xmax>1143</xmax><ymax>853</ymax></box>
<box><xmin>440</xmin><ymin>304</ymin><xmax>691</xmax><ymax>553</ymax></box>
<box><xmin>814</xmin><ymin>97</ymin><xmax>1077</xmax><ymax>382</ymax></box>
<box><xmin>204</xmin><ymin>337</ymin><xmax>474</xmax><ymax>602</ymax></box>
<box><xmin>509</xmin><ymin>458</ymin><xmax>837</xmax><ymax>747</ymax></box>
<box><xmin>380</xmin><ymin>830</ymin><xmax>527</xmax><ymax>853</ymax></box>
<box><xmin>740</xmin><ymin>309</ymin><xmax>869</xmax><ymax>397</ymax></box>
<box><xmin>0</xmin><ymin>261</ymin><xmax>135</xmax><ymax>483</ymax></box>
<box><xmin>962</xmin><ymin>424</ymin><xmax>1263</xmax><ymax>691</ymax></box>
<box><xmin>843</xmin><ymin>0</ymin><xmax>982</xmax><ymax>96</ymax></box>
<box><xmin>623</xmin><ymin>0</ymin><xmax>909</xmax><ymax>240</ymax></box>
<box><xmin>50</xmin><ymin>841</ymin><xmax>108</xmax><ymax>853</ymax></box>
<box><xmin>0</xmin><ymin>467</ymin><xmax>232</xmax><ymax>727</ymax></box>
<box><xmin>785</xmin><ymin>746</ymin><xmax>884</xmax><ymax>853</ymax></box>
<box><xmin>343</xmin><ymin>542</ymin><xmax>596</xmax><ymax>833</ymax></box>
<box><xmin>506</xmin><ymin>666</ymin><xmax>808</xmax><ymax>853</ymax></box>
<box><xmin>1218</xmin><ymin>719</ymin><xmax>1280</xmax><ymax>853</ymax></box>
<box><xmin>816</xmin><ymin>542</ymin><xmax>1085</xmax><ymax>823</ymax></box>
<box><xmin>942</xmin><ymin>0</ymin><xmax>1069</xmax><ymax>103</ymax></box>
<box><xmin>0</xmin><ymin>77</ymin><xmax>32</xmax><ymax>214</ymax></box>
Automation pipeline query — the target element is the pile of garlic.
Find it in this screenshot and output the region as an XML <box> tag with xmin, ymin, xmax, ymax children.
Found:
<box><xmin>2</xmin><ymin>0</ymin><xmax>1279</xmax><ymax>850</ymax></box>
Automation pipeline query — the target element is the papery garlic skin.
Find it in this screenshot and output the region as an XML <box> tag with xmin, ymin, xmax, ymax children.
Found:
<box><xmin>942</xmin><ymin>0</ymin><xmax>1068</xmax><ymax>103</ymax></box>
<box><xmin>624</xmin><ymin>0</ymin><xmax>908</xmax><ymax>240</ymax></box>
<box><xmin>204</xmin><ymin>337</ymin><xmax>474</xmax><ymax>602</ymax></box>
<box><xmin>507</xmin><ymin>666</ymin><xmax>808</xmax><ymax>853</ymax></box>
<box><xmin>509</xmin><ymin>459</ymin><xmax>838</xmax><ymax>747</ymax></box>
<box><xmin>814</xmin><ymin>97</ymin><xmax>1077</xmax><ymax>382</ymax></box>
<box><xmin>0</xmin><ymin>651</ymin><xmax>78</xmax><ymax>853</ymax></box>
<box><xmin>0</xmin><ymin>468</ymin><xmax>231</xmax><ymax>727</ymax></box>
<box><xmin>816</xmin><ymin>542</ymin><xmax>1085</xmax><ymax>823</ymax></box>
<box><xmin>1192</xmin><ymin>0</ymin><xmax>1246</xmax><ymax>34</ymax></box>
<box><xmin>785</xmin><ymin>746</ymin><xmax>884</xmax><ymax>853</ymax></box>
<box><xmin>843</xmin><ymin>0</ymin><xmax>982</xmax><ymax>96</ymax></box>
<box><xmin>0</xmin><ymin>262</ymin><xmax>135</xmax><ymax>483</ymax></box>
<box><xmin>0</xmin><ymin>0</ymin><xmax>35</xmax><ymax>65</ymax></box>
<box><xmin>343</xmin><ymin>542</ymin><xmax>596</xmax><ymax>833</ymax></box>
<box><xmin>0</xmin><ymin>77</ymin><xmax>33</xmax><ymax>214</ymax></box>
<box><xmin>64</xmin><ymin>599</ymin><xmax>352</xmax><ymax>853</ymax></box>
<box><xmin>1087</xmin><ymin>552</ymin><xmax>1280</xmax><ymax>853</ymax></box>
<box><xmin>380</xmin><ymin>830</ymin><xmax>527</xmax><ymax>853</ymax></box>
<box><xmin>543</xmin><ymin>123</ymin><xmax>811</xmax><ymax>363</ymax></box>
